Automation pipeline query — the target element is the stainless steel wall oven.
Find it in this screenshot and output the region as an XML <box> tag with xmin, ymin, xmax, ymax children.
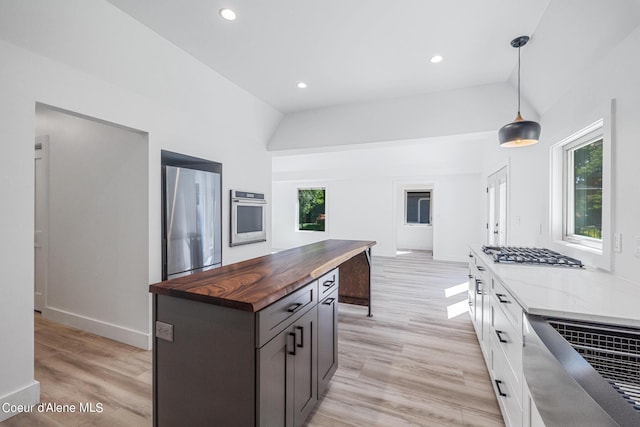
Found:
<box><xmin>230</xmin><ymin>190</ymin><xmax>267</xmax><ymax>246</ymax></box>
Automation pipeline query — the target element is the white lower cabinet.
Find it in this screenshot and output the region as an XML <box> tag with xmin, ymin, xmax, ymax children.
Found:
<box><xmin>468</xmin><ymin>249</ymin><xmax>542</xmax><ymax>427</ymax></box>
<box><xmin>491</xmin><ymin>341</ymin><xmax>522</xmax><ymax>427</ymax></box>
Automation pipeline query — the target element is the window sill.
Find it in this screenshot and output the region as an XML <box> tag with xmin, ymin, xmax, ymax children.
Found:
<box><xmin>554</xmin><ymin>239</ymin><xmax>603</xmax><ymax>256</ymax></box>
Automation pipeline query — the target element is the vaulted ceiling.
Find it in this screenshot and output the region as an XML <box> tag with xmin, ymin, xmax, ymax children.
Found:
<box><xmin>106</xmin><ymin>1</ymin><xmax>640</xmax><ymax>117</ymax></box>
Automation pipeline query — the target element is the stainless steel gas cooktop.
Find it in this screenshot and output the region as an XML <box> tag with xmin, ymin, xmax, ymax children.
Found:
<box><xmin>481</xmin><ymin>246</ymin><xmax>584</xmax><ymax>268</ymax></box>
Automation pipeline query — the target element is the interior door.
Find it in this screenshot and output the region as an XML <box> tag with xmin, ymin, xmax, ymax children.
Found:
<box><xmin>34</xmin><ymin>136</ymin><xmax>49</xmax><ymax>312</ymax></box>
<box><xmin>487</xmin><ymin>166</ymin><xmax>508</xmax><ymax>245</ymax></box>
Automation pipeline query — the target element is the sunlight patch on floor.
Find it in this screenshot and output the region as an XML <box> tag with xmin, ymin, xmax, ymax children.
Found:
<box><xmin>446</xmin><ymin>299</ymin><xmax>470</xmax><ymax>319</ymax></box>
<box><xmin>444</xmin><ymin>282</ymin><xmax>468</xmax><ymax>298</ymax></box>
<box><xmin>396</xmin><ymin>250</ymin><xmax>413</xmax><ymax>255</ymax></box>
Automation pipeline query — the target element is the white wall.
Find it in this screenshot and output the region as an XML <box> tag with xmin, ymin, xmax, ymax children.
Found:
<box><xmin>272</xmin><ymin>136</ymin><xmax>487</xmax><ymax>259</ymax></box>
<box><xmin>477</xmin><ymin>24</ymin><xmax>640</xmax><ymax>285</ymax></box>
<box><xmin>269</xmin><ymin>83</ymin><xmax>537</xmax><ymax>150</ymax></box>
<box><xmin>35</xmin><ymin>104</ymin><xmax>150</xmax><ymax>347</ymax></box>
<box><xmin>0</xmin><ymin>0</ymin><xmax>281</xmax><ymax>417</ymax></box>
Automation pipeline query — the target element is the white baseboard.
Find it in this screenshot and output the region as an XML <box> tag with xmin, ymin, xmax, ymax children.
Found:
<box><xmin>43</xmin><ymin>306</ymin><xmax>150</xmax><ymax>350</ymax></box>
<box><xmin>0</xmin><ymin>381</ymin><xmax>40</xmax><ymax>422</ymax></box>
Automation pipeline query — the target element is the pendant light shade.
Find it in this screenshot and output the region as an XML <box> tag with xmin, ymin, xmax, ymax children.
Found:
<box><xmin>499</xmin><ymin>36</ymin><xmax>541</xmax><ymax>147</ymax></box>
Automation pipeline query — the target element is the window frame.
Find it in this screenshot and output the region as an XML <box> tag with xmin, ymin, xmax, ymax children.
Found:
<box><xmin>550</xmin><ymin>99</ymin><xmax>613</xmax><ymax>271</ymax></box>
<box><xmin>296</xmin><ymin>187</ymin><xmax>327</xmax><ymax>233</ymax></box>
<box><xmin>404</xmin><ymin>190</ymin><xmax>432</xmax><ymax>226</ymax></box>
<box><xmin>563</xmin><ymin>132</ymin><xmax>604</xmax><ymax>250</ymax></box>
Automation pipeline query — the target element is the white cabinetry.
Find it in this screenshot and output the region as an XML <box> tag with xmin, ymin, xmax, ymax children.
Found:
<box><xmin>468</xmin><ymin>248</ymin><xmax>543</xmax><ymax>427</ymax></box>
<box><xmin>467</xmin><ymin>252</ymin><xmax>491</xmax><ymax>362</ymax></box>
<box><xmin>490</xmin><ymin>278</ymin><xmax>523</xmax><ymax>427</ymax></box>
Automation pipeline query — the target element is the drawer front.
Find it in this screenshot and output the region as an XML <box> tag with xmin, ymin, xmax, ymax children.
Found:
<box><xmin>256</xmin><ymin>281</ymin><xmax>317</xmax><ymax>348</ymax></box>
<box><xmin>491</xmin><ymin>301</ymin><xmax>523</xmax><ymax>396</ymax></box>
<box><xmin>491</xmin><ymin>338</ymin><xmax>523</xmax><ymax>427</ymax></box>
<box><xmin>492</xmin><ymin>278</ymin><xmax>522</xmax><ymax>332</ymax></box>
<box><xmin>318</xmin><ymin>268</ymin><xmax>339</xmax><ymax>298</ymax></box>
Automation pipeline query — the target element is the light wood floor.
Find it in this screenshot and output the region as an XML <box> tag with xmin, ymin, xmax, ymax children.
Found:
<box><xmin>5</xmin><ymin>251</ymin><xmax>503</xmax><ymax>426</ymax></box>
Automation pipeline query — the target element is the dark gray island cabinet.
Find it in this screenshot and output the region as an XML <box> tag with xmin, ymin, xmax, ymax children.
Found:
<box><xmin>149</xmin><ymin>240</ymin><xmax>375</xmax><ymax>427</ymax></box>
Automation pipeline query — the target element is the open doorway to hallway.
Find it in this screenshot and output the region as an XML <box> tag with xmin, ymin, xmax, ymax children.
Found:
<box><xmin>33</xmin><ymin>103</ymin><xmax>149</xmax><ymax>349</ymax></box>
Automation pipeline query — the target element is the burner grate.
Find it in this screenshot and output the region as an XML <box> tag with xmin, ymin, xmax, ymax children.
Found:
<box><xmin>549</xmin><ymin>319</ymin><xmax>640</xmax><ymax>412</ymax></box>
<box><xmin>481</xmin><ymin>246</ymin><xmax>583</xmax><ymax>267</ymax></box>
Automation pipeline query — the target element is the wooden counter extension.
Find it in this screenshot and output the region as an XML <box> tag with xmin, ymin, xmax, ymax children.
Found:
<box><xmin>149</xmin><ymin>239</ymin><xmax>376</xmax><ymax>312</ymax></box>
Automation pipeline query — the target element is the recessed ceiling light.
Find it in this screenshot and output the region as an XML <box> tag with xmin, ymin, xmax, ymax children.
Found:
<box><xmin>296</xmin><ymin>82</ymin><xmax>307</xmax><ymax>89</ymax></box>
<box><xmin>219</xmin><ymin>8</ymin><xmax>237</xmax><ymax>21</ymax></box>
<box><xmin>430</xmin><ymin>55</ymin><xmax>443</xmax><ymax>63</ymax></box>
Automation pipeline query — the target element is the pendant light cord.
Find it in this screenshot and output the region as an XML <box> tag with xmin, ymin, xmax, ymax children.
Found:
<box><xmin>517</xmin><ymin>45</ymin><xmax>521</xmax><ymax>115</ymax></box>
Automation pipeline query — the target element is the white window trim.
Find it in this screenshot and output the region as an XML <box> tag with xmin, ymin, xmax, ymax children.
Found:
<box><xmin>549</xmin><ymin>100</ymin><xmax>613</xmax><ymax>270</ymax></box>
<box><xmin>563</xmin><ymin>133</ymin><xmax>604</xmax><ymax>250</ymax></box>
<box><xmin>295</xmin><ymin>186</ymin><xmax>328</xmax><ymax>233</ymax></box>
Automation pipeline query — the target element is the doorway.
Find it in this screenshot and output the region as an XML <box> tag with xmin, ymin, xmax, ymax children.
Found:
<box><xmin>34</xmin><ymin>103</ymin><xmax>149</xmax><ymax>349</ymax></box>
<box><xmin>487</xmin><ymin>166</ymin><xmax>508</xmax><ymax>245</ymax></box>
<box><xmin>396</xmin><ymin>183</ymin><xmax>434</xmax><ymax>253</ymax></box>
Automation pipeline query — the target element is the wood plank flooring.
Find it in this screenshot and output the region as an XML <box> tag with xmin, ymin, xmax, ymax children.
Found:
<box><xmin>307</xmin><ymin>251</ymin><xmax>503</xmax><ymax>426</ymax></box>
<box><xmin>4</xmin><ymin>251</ymin><xmax>502</xmax><ymax>426</ymax></box>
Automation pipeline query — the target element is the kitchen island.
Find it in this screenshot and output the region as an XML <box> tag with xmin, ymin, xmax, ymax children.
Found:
<box><xmin>149</xmin><ymin>239</ymin><xmax>375</xmax><ymax>427</ymax></box>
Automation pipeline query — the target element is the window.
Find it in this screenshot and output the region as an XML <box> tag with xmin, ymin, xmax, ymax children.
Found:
<box><xmin>405</xmin><ymin>191</ymin><xmax>431</xmax><ymax>225</ymax></box>
<box><xmin>550</xmin><ymin>108</ymin><xmax>612</xmax><ymax>266</ymax></box>
<box><xmin>298</xmin><ymin>188</ymin><xmax>326</xmax><ymax>231</ymax></box>
<box><xmin>566</xmin><ymin>136</ymin><xmax>603</xmax><ymax>245</ymax></box>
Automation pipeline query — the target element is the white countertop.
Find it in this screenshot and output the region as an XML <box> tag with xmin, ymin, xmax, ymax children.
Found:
<box><xmin>471</xmin><ymin>246</ymin><xmax>640</xmax><ymax>328</ymax></box>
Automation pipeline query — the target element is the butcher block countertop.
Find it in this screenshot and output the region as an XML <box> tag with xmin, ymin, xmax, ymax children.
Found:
<box><xmin>149</xmin><ymin>239</ymin><xmax>376</xmax><ymax>312</ymax></box>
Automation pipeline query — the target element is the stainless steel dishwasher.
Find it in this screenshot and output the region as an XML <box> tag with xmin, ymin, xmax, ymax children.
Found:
<box><xmin>523</xmin><ymin>314</ymin><xmax>640</xmax><ymax>427</ymax></box>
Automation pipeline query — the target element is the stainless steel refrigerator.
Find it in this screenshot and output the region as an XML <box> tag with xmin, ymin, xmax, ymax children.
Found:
<box><xmin>162</xmin><ymin>153</ymin><xmax>222</xmax><ymax>280</ymax></box>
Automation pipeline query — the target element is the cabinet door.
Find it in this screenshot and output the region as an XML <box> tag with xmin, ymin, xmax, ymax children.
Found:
<box><xmin>318</xmin><ymin>288</ymin><xmax>339</xmax><ymax>395</ymax></box>
<box><xmin>257</xmin><ymin>326</ymin><xmax>295</xmax><ymax>427</ymax></box>
<box><xmin>293</xmin><ymin>306</ymin><xmax>318</xmax><ymax>427</ymax></box>
<box><xmin>257</xmin><ymin>305</ymin><xmax>318</xmax><ymax>427</ymax></box>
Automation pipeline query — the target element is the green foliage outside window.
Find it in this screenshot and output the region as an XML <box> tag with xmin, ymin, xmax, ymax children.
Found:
<box><xmin>298</xmin><ymin>189</ymin><xmax>325</xmax><ymax>231</ymax></box>
<box><xmin>573</xmin><ymin>139</ymin><xmax>603</xmax><ymax>239</ymax></box>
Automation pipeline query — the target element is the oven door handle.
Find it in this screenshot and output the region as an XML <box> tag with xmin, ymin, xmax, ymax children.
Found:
<box><xmin>232</xmin><ymin>199</ymin><xmax>267</xmax><ymax>204</ymax></box>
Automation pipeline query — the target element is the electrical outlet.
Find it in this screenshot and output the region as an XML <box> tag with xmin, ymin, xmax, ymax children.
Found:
<box><xmin>635</xmin><ymin>235</ymin><xmax>640</xmax><ymax>258</ymax></box>
<box><xmin>155</xmin><ymin>321</ymin><xmax>174</xmax><ymax>342</ymax></box>
<box><xmin>613</xmin><ymin>233</ymin><xmax>622</xmax><ymax>253</ymax></box>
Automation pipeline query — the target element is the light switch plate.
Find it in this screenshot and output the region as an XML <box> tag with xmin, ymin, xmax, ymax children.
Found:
<box><xmin>613</xmin><ymin>233</ymin><xmax>622</xmax><ymax>252</ymax></box>
<box><xmin>155</xmin><ymin>321</ymin><xmax>174</xmax><ymax>342</ymax></box>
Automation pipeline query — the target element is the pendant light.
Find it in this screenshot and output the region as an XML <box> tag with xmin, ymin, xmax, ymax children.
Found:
<box><xmin>498</xmin><ymin>36</ymin><xmax>541</xmax><ymax>147</ymax></box>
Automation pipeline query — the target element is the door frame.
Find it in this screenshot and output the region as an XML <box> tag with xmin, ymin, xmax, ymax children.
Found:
<box><xmin>34</xmin><ymin>135</ymin><xmax>50</xmax><ymax>312</ymax></box>
<box><xmin>487</xmin><ymin>165</ymin><xmax>509</xmax><ymax>245</ymax></box>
